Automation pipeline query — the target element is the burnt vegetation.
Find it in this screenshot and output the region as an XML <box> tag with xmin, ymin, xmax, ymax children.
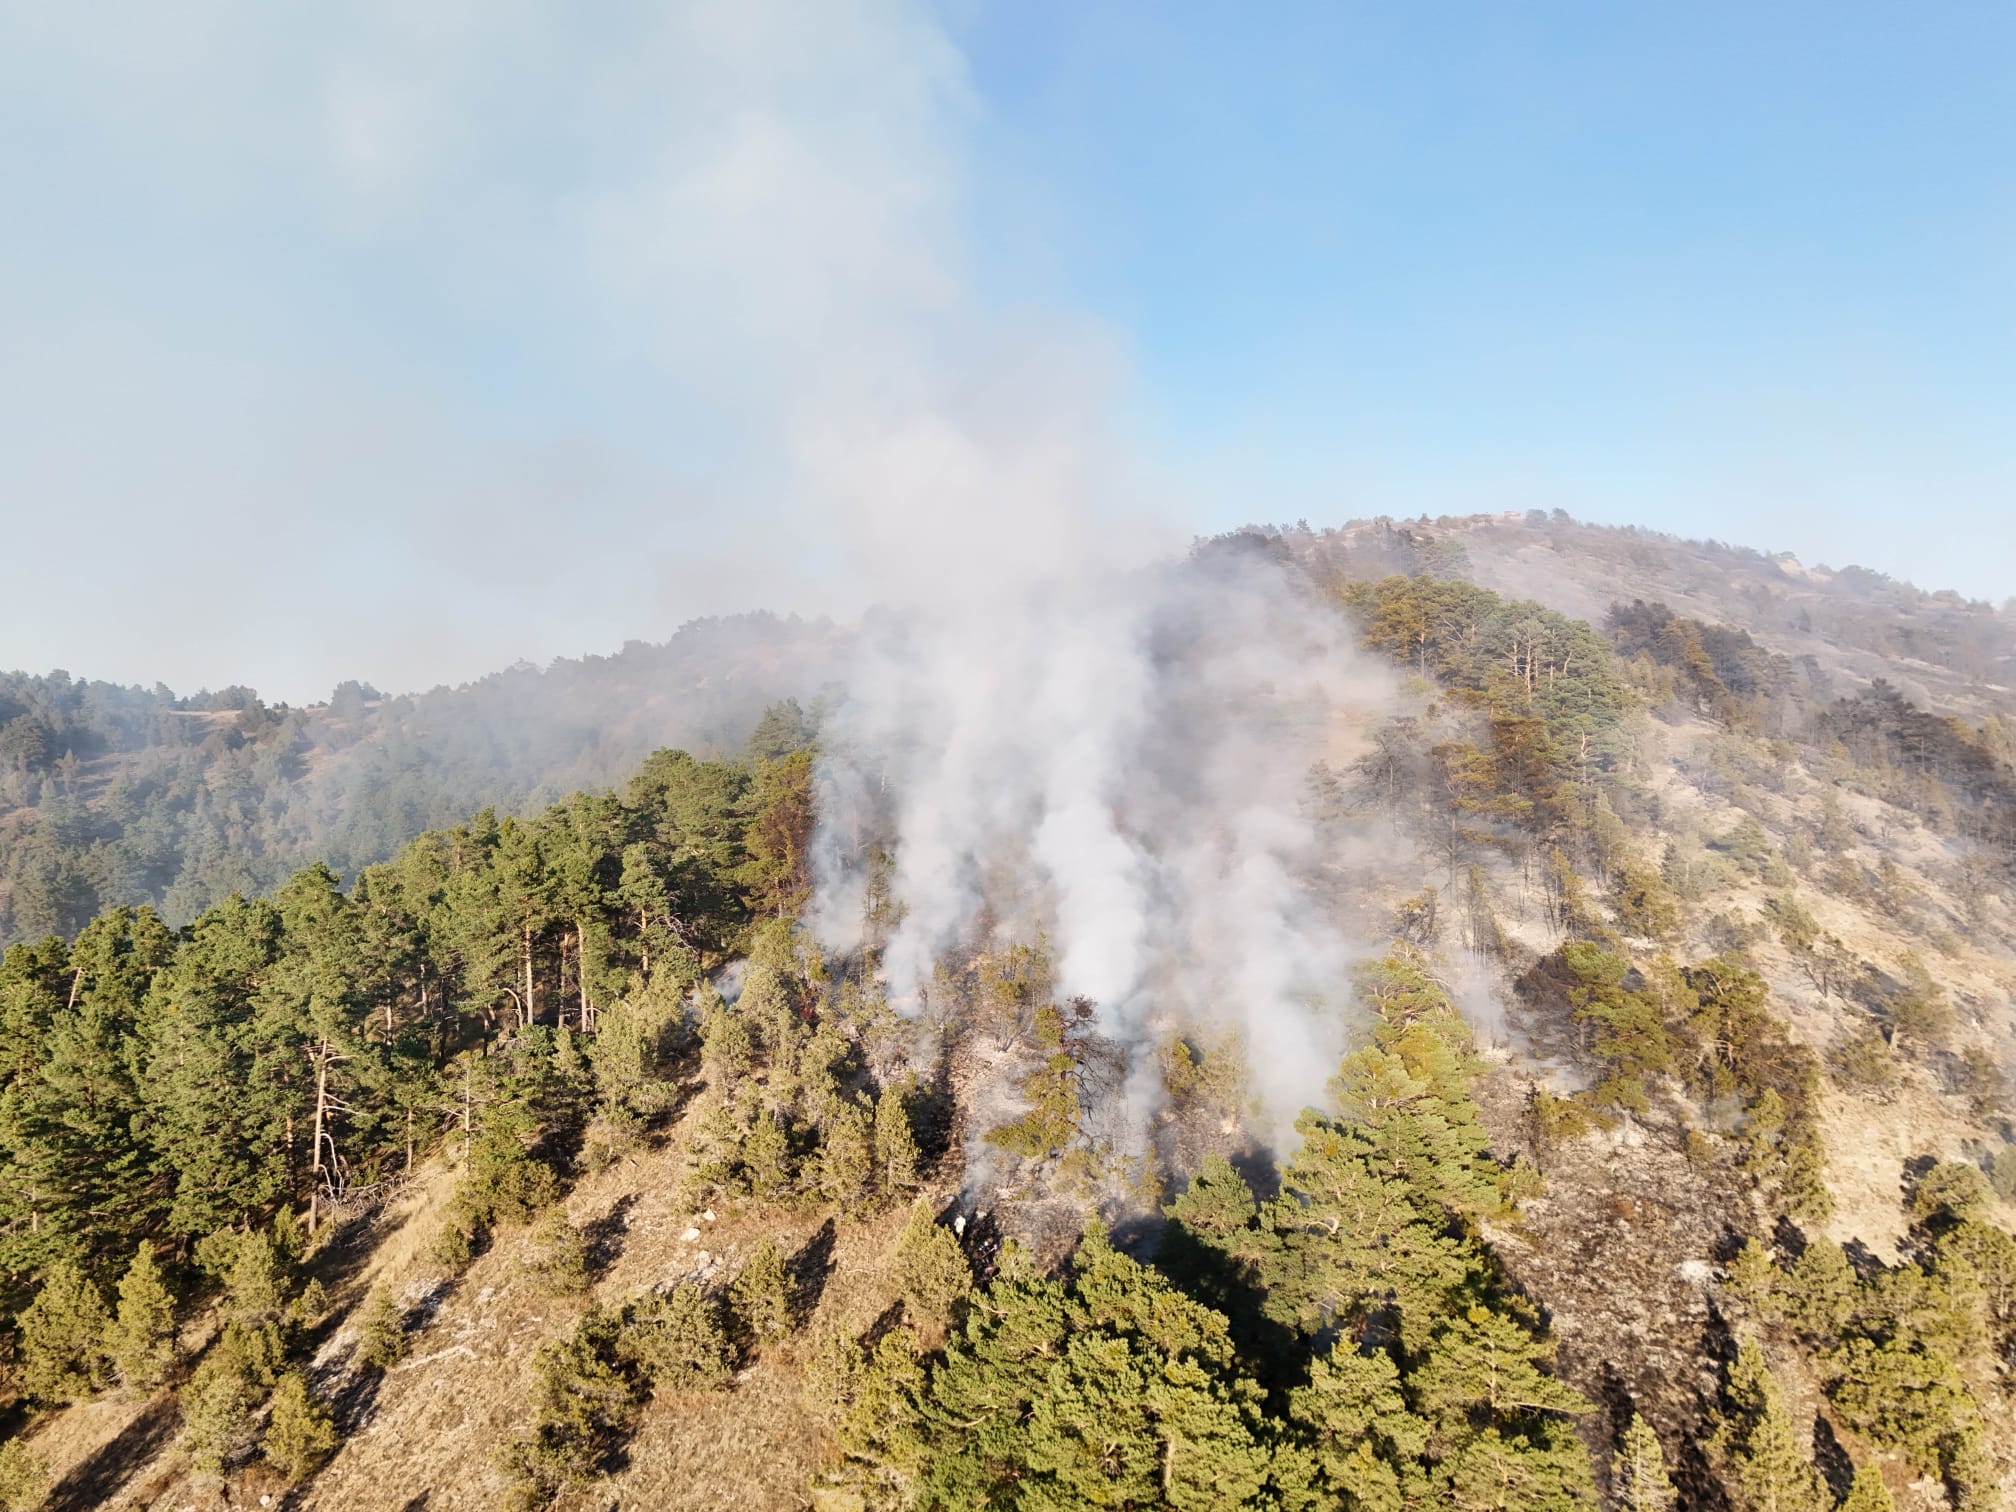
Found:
<box><xmin>3</xmin><ymin>513</ymin><xmax>2016</xmax><ymax>1509</ymax></box>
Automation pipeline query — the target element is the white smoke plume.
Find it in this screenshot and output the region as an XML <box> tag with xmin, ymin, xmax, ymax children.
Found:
<box><xmin>812</xmin><ymin>541</ymin><xmax>1398</xmax><ymax>1138</ymax></box>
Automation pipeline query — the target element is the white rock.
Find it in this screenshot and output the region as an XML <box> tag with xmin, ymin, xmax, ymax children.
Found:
<box><xmin>679</xmin><ymin>1226</ymin><xmax>702</xmax><ymax>1243</ymax></box>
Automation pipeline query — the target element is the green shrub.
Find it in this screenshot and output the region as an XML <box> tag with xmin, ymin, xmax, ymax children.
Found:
<box><xmin>617</xmin><ymin>1285</ymin><xmax>732</xmax><ymax>1390</ymax></box>
<box><xmin>522</xmin><ymin>1211</ymin><xmax>593</xmax><ymax>1296</ymax></box>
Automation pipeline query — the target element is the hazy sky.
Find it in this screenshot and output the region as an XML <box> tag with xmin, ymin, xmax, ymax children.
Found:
<box><xmin>3</xmin><ymin>2</ymin><xmax>2011</xmax><ymax>700</ymax></box>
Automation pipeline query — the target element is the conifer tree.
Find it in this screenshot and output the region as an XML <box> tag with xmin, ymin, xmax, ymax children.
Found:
<box><xmin>107</xmin><ymin>1240</ymin><xmax>177</xmax><ymax>1391</ymax></box>
<box><xmin>1616</xmin><ymin>1413</ymin><xmax>1676</xmax><ymax>1512</ymax></box>
<box><xmin>497</xmin><ymin>1304</ymin><xmax>642</xmax><ymax>1506</ymax></box>
<box><xmin>0</xmin><ymin>1439</ymin><xmax>49</xmax><ymax>1512</ymax></box>
<box><xmin>698</xmin><ymin>990</ymin><xmax>754</xmax><ymax>1082</ymax></box>
<box><xmin>1725</xmin><ymin>1237</ymin><xmax>1783</xmax><ymax>1319</ymax></box>
<box><xmin>817</xmin><ymin>1099</ymin><xmax>874</xmax><ymax>1210</ymax></box>
<box><xmin>181</xmin><ymin>1336</ymin><xmax>263</xmax><ymax>1477</ymax></box>
<box><xmin>1288</xmin><ymin>1342</ymin><xmax>1427</xmax><ymax>1508</ymax></box>
<box><xmin>355</xmin><ymin>1286</ymin><xmax>408</xmax><ymax>1370</ymax></box>
<box><xmin>893</xmin><ymin>1202</ymin><xmax>971</xmax><ymax>1346</ymax></box>
<box><xmin>743</xmin><ymin>1108</ymin><xmax>794</xmax><ymax>1197</ymax></box>
<box><xmin>1715</xmin><ymin>1338</ymin><xmax>1829</xmax><ymax>1512</ymax></box>
<box><xmin>873</xmin><ymin>1079</ymin><xmax>922</xmax><ymax>1193</ymax></box>
<box><xmin>731</xmin><ymin>1236</ymin><xmax>794</xmax><ymax>1344</ymax></box>
<box><xmin>1782</xmin><ymin>1237</ymin><xmax>1857</xmax><ymax>1342</ymax></box>
<box><xmin>17</xmin><ymin>1259</ymin><xmax>111</xmax><ymax>1404</ymax></box>
<box><xmin>983</xmin><ymin>1003</ymin><xmax>1084</xmax><ymax>1160</ymax></box>
<box><xmin>263</xmin><ymin>1371</ymin><xmax>339</xmax><ymax>1482</ymax></box>
<box><xmin>1838</xmin><ymin>1465</ymin><xmax>1895</xmax><ymax>1512</ymax></box>
<box><xmin>908</xmin><ymin>1226</ymin><xmax>1288</xmax><ymax>1510</ymax></box>
<box><xmin>817</xmin><ymin>1325</ymin><xmax>929</xmax><ymax>1503</ymax></box>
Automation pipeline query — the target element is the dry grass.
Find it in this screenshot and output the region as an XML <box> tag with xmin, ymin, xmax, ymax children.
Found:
<box><xmin>283</xmin><ymin>1113</ymin><xmax>922</xmax><ymax>1511</ymax></box>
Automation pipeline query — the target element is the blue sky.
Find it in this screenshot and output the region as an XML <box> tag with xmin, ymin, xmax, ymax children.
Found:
<box><xmin>962</xmin><ymin>3</ymin><xmax>2015</xmax><ymax>557</ymax></box>
<box><xmin>1</xmin><ymin>3</ymin><xmax>2011</xmax><ymax>697</ymax></box>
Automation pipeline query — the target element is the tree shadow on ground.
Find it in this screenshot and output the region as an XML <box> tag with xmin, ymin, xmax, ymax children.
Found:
<box><xmin>46</xmin><ymin>1391</ymin><xmax>181</xmax><ymax>1512</ymax></box>
<box><xmin>789</xmin><ymin>1218</ymin><xmax>840</xmax><ymax>1321</ymax></box>
<box><xmin>584</xmin><ymin>1193</ymin><xmax>638</xmax><ymax>1281</ymax></box>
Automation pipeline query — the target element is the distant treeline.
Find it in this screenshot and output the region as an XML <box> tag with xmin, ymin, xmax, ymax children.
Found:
<box><xmin>0</xmin><ymin>613</ymin><xmax>839</xmax><ymax>946</ymax></box>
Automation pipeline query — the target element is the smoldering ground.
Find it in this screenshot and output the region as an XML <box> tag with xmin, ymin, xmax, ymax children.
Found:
<box><xmin>808</xmin><ymin>537</ymin><xmax>1406</xmax><ymax>1147</ymax></box>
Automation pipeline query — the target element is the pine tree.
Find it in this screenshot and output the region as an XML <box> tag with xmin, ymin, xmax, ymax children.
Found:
<box><xmin>497</xmin><ymin>1304</ymin><xmax>643</xmax><ymax>1506</ymax></box>
<box><xmin>1715</xmin><ymin>1338</ymin><xmax>1829</xmax><ymax>1512</ymax></box>
<box><xmin>698</xmin><ymin>991</ymin><xmax>754</xmax><ymax>1082</ymax></box>
<box><xmin>263</xmin><ymin>1371</ymin><xmax>339</xmax><ymax>1482</ymax></box>
<box><xmin>181</xmin><ymin>1337</ymin><xmax>262</xmax><ymax>1477</ymax></box>
<box><xmin>107</xmin><ymin>1240</ymin><xmax>177</xmax><ymax>1391</ymax></box>
<box><xmin>1725</xmin><ymin>1237</ymin><xmax>1783</xmax><ymax>1318</ymax></box>
<box><xmin>17</xmin><ymin>1259</ymin><xmax>111</xmax><ymax>1404</ymax></box>
<box><xmin>816</xmin><ymin>1099</ymin><xmax>874</xmax><ymax>1210</ymax></box>
<box><xmin>894</xmin><ymin>1202</ymin><xmax>972</xmax><ymax>1347</ymax></box>
<box><xmin>742</xmin><ymin>1108</ymin><xmax>794</xmax><ymax>1197</ymax></box>
<box><xmin>0</xmin><ymin>1439</ymin><xmax>50</xmax><ymax>1512</ymax></box>
<box><xmin>731</xmin><ymin>1236</ymin><xmax>794</xmax><ymax>1344</ymax></box>
<box><xmin>1838</xmin><ymin>1465</ymin><xmax>1895</xmax><ymax>1512</ymax></box>
<box><xmin>983</xmin><ymin>1004</ymin><xmax>1084</xmax><ymax>1160</ymax></box>
<box><xmin>355</xmin><ymin>1286</ymin><xmax>408</xmax><ymax>1370</ymax></box>
<box><xmin>1781</xmin><ymin>1237</ymin><xmax>1856</xmax><ymax>1342</ymax></box>
<box><xmin>1288</xmin><ymin>1343</ymin><xmax>1426</xmax><ymax>1508</ymax></box>
<box><xmin>1616</xmin><ymin>1413</ymin><xmax>1676</xmax><ymax>1512</ymax></box>
<box><xmin>910</xmin><ymin>1226</ymin><xmax>1286</xmax><ymax>1511</ymax></box>
<box><xmin>873</xmin><ymin>1080</ymin><xmax>922</xmax><ymax>1193</ymax></box>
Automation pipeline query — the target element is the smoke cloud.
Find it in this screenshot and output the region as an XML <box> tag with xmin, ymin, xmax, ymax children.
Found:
<box><xmin>813</xmin><ymin>543</ymin><xmax>1398</xmax><ymax>1137</ymax></box>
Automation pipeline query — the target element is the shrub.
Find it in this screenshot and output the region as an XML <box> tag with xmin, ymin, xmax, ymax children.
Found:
<box><xmin>617</xmin><ymin>1285</ymin><xmax>732</xmax><ymax>1390</ymax></box>
<box><xmin>522</xmin><ymin>1211</ymin><xmax>593</xmax><ymax>1296</ymax></box>
<box><xmin>1828</xmin><ymin>1026</ymin><xmax>1896</xmax><ymax>1098</ymax></box>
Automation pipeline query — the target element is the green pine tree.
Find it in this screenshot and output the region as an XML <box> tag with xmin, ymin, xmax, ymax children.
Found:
<box><xmin>742</xmin><ymin>1108</ymin><xmax>794</xmax><ymax>1197</ymax></box>
<box><xmin>263</xmin><ymin>1371</ymin><xmax>339</xmax><ymax>1482</ymax></box>
<box><xmin>1715</xmin><ymin>1338</ymin><xmax>1829</xmax><ymax>1512</ymax></box>
<box><xmin>17</xmin><ymin>1259</ymin><xmax>111</xmax><ymax>1404</ymax></box>
<box><xmin>1616</xmin><ymin>1412</ymin><xmax>1676</xmax><ymax>1512</ymax></box>
<box><xmin>894</xmin><ymin>1202</ymin><xmax>972</xmax><ymax>1347</ymax></box>
<box><xmin>731</xmin><ymin>1236</ymin><xmax>795</xmax><ymax>1344</ymax></box>
<box><xmin>1838</xmin><ymin>1465</ymin><xmax>1895</xmax><ymax>1512</ymax></box>
<box><xmin>817</xmin><ymin>1099</ymin><xmax>875</xmax><ymax>1210</ymax></box>
<box><xmin>107</xmin><ymin>1240</ymin><xmax>177</xmax><ymax>1391</ymax></box>
<box><xmin>0</xmin><ymin>1439</ymin><xmax>50</xmax><ymax>1512</ymax></box>
<box><xmin>617</xmin><ymin>1284</ymin><xmax>732</xmax><ymax>1390</ymax></box>
<box><xmin>354</xmin><ymin>1286</ymin><xmax>408</xmax><ymax>1370</ymax></box>
<box><xmin>873</xmin><ymin>1080</ymin><xmax>922</xmax><ymax>1193</ymax></box>
<box><xmin>181</xmin><ymin>1337</ymin><xmax>263</xmax><ymax>1477</ymax></box>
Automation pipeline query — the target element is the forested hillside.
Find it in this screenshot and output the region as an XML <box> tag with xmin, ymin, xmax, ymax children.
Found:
<box><xmin>0</xmin><ymin>613</ymin><xmax>840</xmax><ymax>948</ymax></box>
<box><xmin>2</xmin><ymin>517</ymin><xmax>2015</xmax><ymax>1511</ymax></box>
